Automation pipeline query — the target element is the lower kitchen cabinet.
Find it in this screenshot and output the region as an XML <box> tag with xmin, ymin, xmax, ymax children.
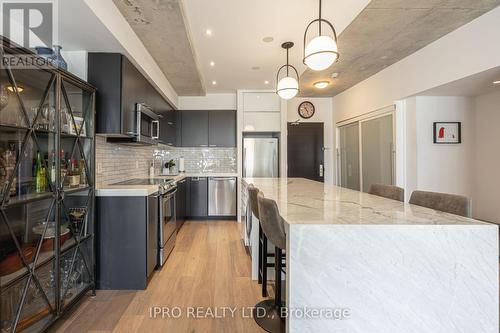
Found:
<box><xmin>188</xmin><ymin>177</ymin><xmax>208</xmax><ymax>218</ymax></box>
<box><xmin>97</xmin><ymin>195</ymin><xmax>158</xmax><ymax>290</ymax></box>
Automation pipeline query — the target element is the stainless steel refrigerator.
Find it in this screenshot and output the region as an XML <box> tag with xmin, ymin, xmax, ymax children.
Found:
<box><xmin>243</xmin><ymin>137</ymin><xmax>279</xmax><ymax>177</ymax></box>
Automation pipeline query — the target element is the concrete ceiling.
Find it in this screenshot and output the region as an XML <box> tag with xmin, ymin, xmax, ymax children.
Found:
<box><xmin>113</xmin><ymin>0</ymin><xmax>204</xmax><ymax>96</ymax></box>
<box><xmin>419</xmin><ymin>66</ymin><xmax>500</xmax><ymax>97</ymax></box>
<box><xmin>299</xmin><ymin>0</ymin><xmax>500</xmax><ymax>97</ymax></box>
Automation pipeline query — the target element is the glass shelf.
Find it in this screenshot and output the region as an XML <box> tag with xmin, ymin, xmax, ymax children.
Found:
<box><xmin>0</xmin><ymin>44</ymin><xmax>96</xmax><ymax>333</ymax></box>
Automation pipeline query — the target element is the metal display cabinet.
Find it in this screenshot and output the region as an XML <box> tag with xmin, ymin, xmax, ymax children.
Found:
<box><xmin>0</xmin><ymin>39</ymin><xmax>96</xmax><ymax>333</ymax></box>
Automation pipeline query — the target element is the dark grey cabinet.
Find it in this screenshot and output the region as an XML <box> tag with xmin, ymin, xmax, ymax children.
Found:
<box><xmin>158</xmin><ymin>110</ymin><xmax>177</xmax><ymax>146</ymax></box>
<box><xmin>176</xmin><ymin>178</ymin><xmax>187</xmax><ymax>229</ymax></box>
<box><xmin>188</xmin><ymin>177</ymin><xmax>208</xmax><ymax>217</ymax></box>
<box><xmin>180</xmin><ymin>110</ymin><xmax>236</xmax><ymax>147</ymax></box>
<box><xmin>209</xmin><ymin>110</ymin><xmax>236</xmax><ymax>147</ymax></box>
<box><xmin>97</xmin><ymin>195</ymin><xmax>155</xmax><ymax>290</ymax></box>
<box><xmin>88</xmin><ymin>53</ymin><xmax>173</xmax><ymax>137</ymax></box>
<box><xmin>181</xmin><ymin>110</ymin><xmax>209</xmax><ymax>147</ymax></box>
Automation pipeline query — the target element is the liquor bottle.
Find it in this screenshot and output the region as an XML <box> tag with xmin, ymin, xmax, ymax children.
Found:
<box><xmin>79</xmin><ymin>160</ymin><xmax>87</xmax><ymax>185</ymax></box>
<box><xmin>50</xmin><ymin>152</ymin><xmax>56</xmax><ymax>184</ymax></box>
<box><xmin>35</xmin><ymin>151</ymin><xmax>44</xmax><ymax>193</ymax></box>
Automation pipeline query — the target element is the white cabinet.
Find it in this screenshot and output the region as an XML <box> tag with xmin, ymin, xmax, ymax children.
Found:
<box><xmin>243</xmin><ymin>112</ymin><xmax>281</xmax><ymax>132</ymax></box>
<box><xmin>243</xmin><ymin>92</ymin><xmax>280</xmax><ymax>112</ymax></box>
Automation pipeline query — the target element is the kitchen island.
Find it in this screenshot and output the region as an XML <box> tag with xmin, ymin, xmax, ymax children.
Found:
<box><xmin>242</xmin><ymin>178</ymin><xmax>498</xmax><ymax>333</ymax></box>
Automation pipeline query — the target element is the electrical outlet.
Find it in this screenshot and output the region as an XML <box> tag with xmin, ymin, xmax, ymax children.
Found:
<box><xmin>97</xmin><ymin>163</ymin><xmax>102</xmax><ymax>174</ymax></box>
<box><xmin>136</xmin><ymin>160</ymin><xmax>139</xmax><ymax>169</ymax></box>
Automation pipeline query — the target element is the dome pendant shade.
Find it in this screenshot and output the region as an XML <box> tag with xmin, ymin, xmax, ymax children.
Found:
<box><xmin>303</xmin><ymin>0</ymin><xmax>340</xmax><ymax>71</ymax></box>
<box><xmin>276</xmin><ymin>42</ymin><xmax>299</xmax><ymax>100</ymax></box>
<box><xmin>277</xmin><ymin>76</ymin><xmax>299</xmax><ymax>100</ymax></box>
<box><xmin>304</xmin><ymin>35</ymin><xmax>338</xmax><ymax>71</ymax></box>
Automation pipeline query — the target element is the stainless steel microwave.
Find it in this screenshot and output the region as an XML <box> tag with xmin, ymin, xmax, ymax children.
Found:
<box><xmin>127</xmin><ymin>103</ymin><xmax>160</xmax><ymax>145</ymax></box>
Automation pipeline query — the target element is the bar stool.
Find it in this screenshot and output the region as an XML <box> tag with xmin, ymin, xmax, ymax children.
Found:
<box><xmin>368</xmin><ymin>183</ymin><xmax>405</xmax><ymax>202</ymax></box>
<box><xmin>409</xmin><ymin>190</ymin><xmax>471</xmax><ymax>217</ymax></box>
<box><xmin>248</xmin><ymin>184</ymin><xmax>275</xmax><ymax>297</ymax></box>
<box><xmin>253</xmin><ymin>193</ymin><xmax>286</xmax><ymax>333</ymax></box>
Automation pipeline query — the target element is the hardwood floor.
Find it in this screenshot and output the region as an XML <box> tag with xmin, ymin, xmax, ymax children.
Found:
<box><xmin>49</xmin><ymin>221</ymin><xmax>267</xmax><ymax>333</ymax></box>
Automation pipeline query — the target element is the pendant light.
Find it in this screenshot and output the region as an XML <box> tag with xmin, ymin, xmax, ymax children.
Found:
<box><xmin>276</xmin><ymin>42</ymin><xmax>299</xmax><ymax>100</ymax></box>
<box><xmin>303</xmin><ymin>0</ymin><xmax>339</xmax><ymax>71</ymax></box>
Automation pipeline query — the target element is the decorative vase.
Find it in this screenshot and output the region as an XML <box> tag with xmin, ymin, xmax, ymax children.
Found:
<box><xmin>35</xmin><ymin>46</ymin><xmax>54</xmax><ymax>59</ymax></box>
<box><xmin>49</xmin><ymin>45</ymin><xmax>67</xmax><ymax>70</ymax></box>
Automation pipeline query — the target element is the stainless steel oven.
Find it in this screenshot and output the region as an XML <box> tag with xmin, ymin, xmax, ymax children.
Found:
<box><xmin>158</xmin><ymin>186</ymin><xmax>177</xmax><ymax>267</ymax></box>
<box><xmin>128</xmin><ymin>103</ymin><xmax>160</xmax><ymax>145</ymax></box>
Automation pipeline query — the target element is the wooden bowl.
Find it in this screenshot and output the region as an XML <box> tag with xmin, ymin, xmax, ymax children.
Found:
<box><xmin>0</xmin><ymin>245</ymin><xmax>36</xmax><ymax>277</ymax></box>
<box><xmin>40</xmin><ymin>231</ymin><xmax>70</xmax><ymax>252</ymax></box>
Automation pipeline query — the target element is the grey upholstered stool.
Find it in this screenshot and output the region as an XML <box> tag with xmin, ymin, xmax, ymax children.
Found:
<box><xmin>409</xmin><ymin>190</ymin><xmax>471</xmax><ymax>217</ymax></box>
<box><xmin>368</xmin><ymin>183</ymin><xmax>405</xmax><ymax>202</ymax></box>
<box><xmin>253</xmin><ymin>193</ymin><xmax>286</xmax><ymax>333</ymax></box>
<box><xmin>248</xmin><ymin>184</ymin><xmax>274</xmax><ymax>297</ymax></box>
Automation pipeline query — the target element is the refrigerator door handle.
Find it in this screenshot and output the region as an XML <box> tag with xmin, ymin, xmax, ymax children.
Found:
<box><xmin>243</xmin><ymin>147</ymin><xmax>247</xmax><ymax>177</ymax></box>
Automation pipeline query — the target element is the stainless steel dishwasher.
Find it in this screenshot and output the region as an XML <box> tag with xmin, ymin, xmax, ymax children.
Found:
<box><xmin>208</xmin><ymin>177</ymin><xmax>237</xmax><ymax>216</ymax></box>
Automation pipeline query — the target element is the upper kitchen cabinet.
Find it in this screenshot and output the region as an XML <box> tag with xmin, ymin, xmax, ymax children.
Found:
<box><xmin>208</xmin><ymin>110</ymin><xmax>236</xmax><ymax>147</ymax></box>
<box><xmin>180</xmin><ymin>110</ymin><xmax>236</xmax><ymax>147</ymax></box>
<box><xmin>180</xmin><ymin>110</ymin><xmax>209</xmax><ymax>147</ymax></box>
<box><xmin>87</xmin><ymin>53</ymin><xmax>173</xmax><ymax>139</ymax></box>
<box><xmin>157</xmin><ymin>110</ymin><xmax>177</xmax><ymax>146</ymax></box>
<box><xmin>241</xmin><ymin>92</ymin><xmax>281</xmax><ymax>132</ymax></box>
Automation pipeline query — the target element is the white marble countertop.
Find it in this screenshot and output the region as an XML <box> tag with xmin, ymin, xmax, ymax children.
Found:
<box><xmin>242</xmin><ymin>177</ymin><xmax>491</xmax><ymax>225</ymax></box>
<box><xmin>96</xmin><ymin>173</ymin><xmax>238</xmax><ymax>196</ymax></box>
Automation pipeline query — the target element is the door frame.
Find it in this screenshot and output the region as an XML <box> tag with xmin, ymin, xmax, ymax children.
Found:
<box><xmin>336</xmin><ymin>105</ymin><xmax>396</xmax><ymax>190</ymax></box>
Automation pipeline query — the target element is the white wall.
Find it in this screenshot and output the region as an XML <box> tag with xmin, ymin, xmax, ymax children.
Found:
<box><xmin>61</xmin><ymin>51</ymin><xmax>88</xmax><ymax>81</ymax></box>
<box><xmin>410</xmin><ymin>96</ymin><xmax>475</xmax><ymax>199</ymax></box>
<box><xmin>286</xmin><ymin>98</ymin><xmax>334</xmax><ymax>184</ymax></box>
<box><xmin>332</xmin><ymin>6</ymin><xmax>500</xmax><ymax>124</ymax></box>
<box><xmin>179</xmin><ymin>94</ymin><xmax>237</xmax><ymax>110</ymax></box>
<box><xmin>473</xmin><ymin>91</ymin><xmax>500</xmax><ymax>224</ymax></box>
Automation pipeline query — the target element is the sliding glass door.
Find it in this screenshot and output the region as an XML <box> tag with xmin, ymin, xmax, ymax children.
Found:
<box><xmin>338</xmin><ymin>123</ymin><xmax>360</xmax><ymax>190</ymax></box>
<box><xmin>361</xmin><ymin>114</ymin><xmax>394</xmax><ymax>192</ymax></box>
<box><xmin>337</xmin><ymin>112</ymin><xmax>395</xmax><ymax>192</ymax></box>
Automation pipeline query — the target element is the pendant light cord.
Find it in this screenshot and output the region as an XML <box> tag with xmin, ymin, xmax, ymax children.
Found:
<box><xmin>319</xmin><ymin>0</ymin><xmax>322</xmax><ymax>36</ymax></box>
<box><xmin>286</xmin><ymin>48</ymin><xmax>289</xmax><ymax>76</ymax></box>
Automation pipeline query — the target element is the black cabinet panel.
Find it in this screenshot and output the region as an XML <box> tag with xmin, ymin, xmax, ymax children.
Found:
<box><xmin>98</xmin><ymin>196</ymin><xmax>149</xmax><ymax>290</ymax></box>
<box><xmin>88</xmin><ymin>53</ymin><xmax>122</xmax><ymax>134</ymax></box>
<box><xmin>189</xmin><ymin>177</ymin><xmax>208</xmax><ymax>217</ymax></box>
<box><xmin>209</xmin><ymin>110</ymin><xmax>236</xmax><ymax>147</ymax></box>
<box><xmin>176</xmin><ymin>178</ymin><xmax>187</xmax><ymax>229</ymax></box>
<box><xmin>181</xmin><ymin>110</ymin><xmax>209</xmax><ymax>147</ymax></box>
<box><xmin>158</xmin><ymin>110</ymin><xmax>177</xmax><ymax>146</ymax></box>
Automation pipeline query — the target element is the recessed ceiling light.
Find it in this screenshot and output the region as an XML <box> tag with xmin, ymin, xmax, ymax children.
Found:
<box><xmin>331</xmin><ymin>72</ymin><xmax>339</xmax><ymax>78</ymax></box>
<box><xmin>251</xmin><ymin>66</ymin><xmax>260</xmax><ymax>70</ymax></box>
<box><xmin>209</xmin><ymin>61</ymin><xmax>215</xmax><ymax>67</ymax></box>
<box><xmin>212</xmin><ymin>80</ymin><xmax>217</xmax><ymax>85</ymax></box>
<box><xmin>205</xmin><ymin>29</ymin><xmax>212</xmax><ymax>36</ymax></box>
<box><xmin>262</xmin><ymin>36</ymin><xmax>274</xmax><ymax>43</ymax></box>
<box><xmin>264</xmin><ymin>80</ymin><xmax>269</xmax><ymax>85</ymax></box>
<box><xmin>314</xmin><ymin>81</ymin><xmax>330</xmax><ymax>89</ymax></box>
<box><xmin>493</xmin><ymin>80</ymin><xmax>500</xmax><ymax>85</ymax></box>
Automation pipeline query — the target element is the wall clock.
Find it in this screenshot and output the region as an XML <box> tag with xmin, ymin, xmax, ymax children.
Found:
<box><xmin>298</xmin><ymin>101</ymin><xmax>315</xmax><ymax>119</ymax></box>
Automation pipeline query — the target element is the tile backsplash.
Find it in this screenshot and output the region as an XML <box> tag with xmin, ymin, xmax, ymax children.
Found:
<box><xmin>96</xmin><ymin>136</ymin><xmax>237</xmax><ymax>185</ymax></box>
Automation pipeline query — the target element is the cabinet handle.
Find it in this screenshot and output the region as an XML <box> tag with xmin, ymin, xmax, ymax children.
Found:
<box><xmin>209</xmin><ymin>144</ymin><xmax>217</xmax><ymax>147</ymax></box>
<box><xmin>200</xmin><ymin>144</ymin><xmax>208</xmax><ymax>147</ymax></box>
